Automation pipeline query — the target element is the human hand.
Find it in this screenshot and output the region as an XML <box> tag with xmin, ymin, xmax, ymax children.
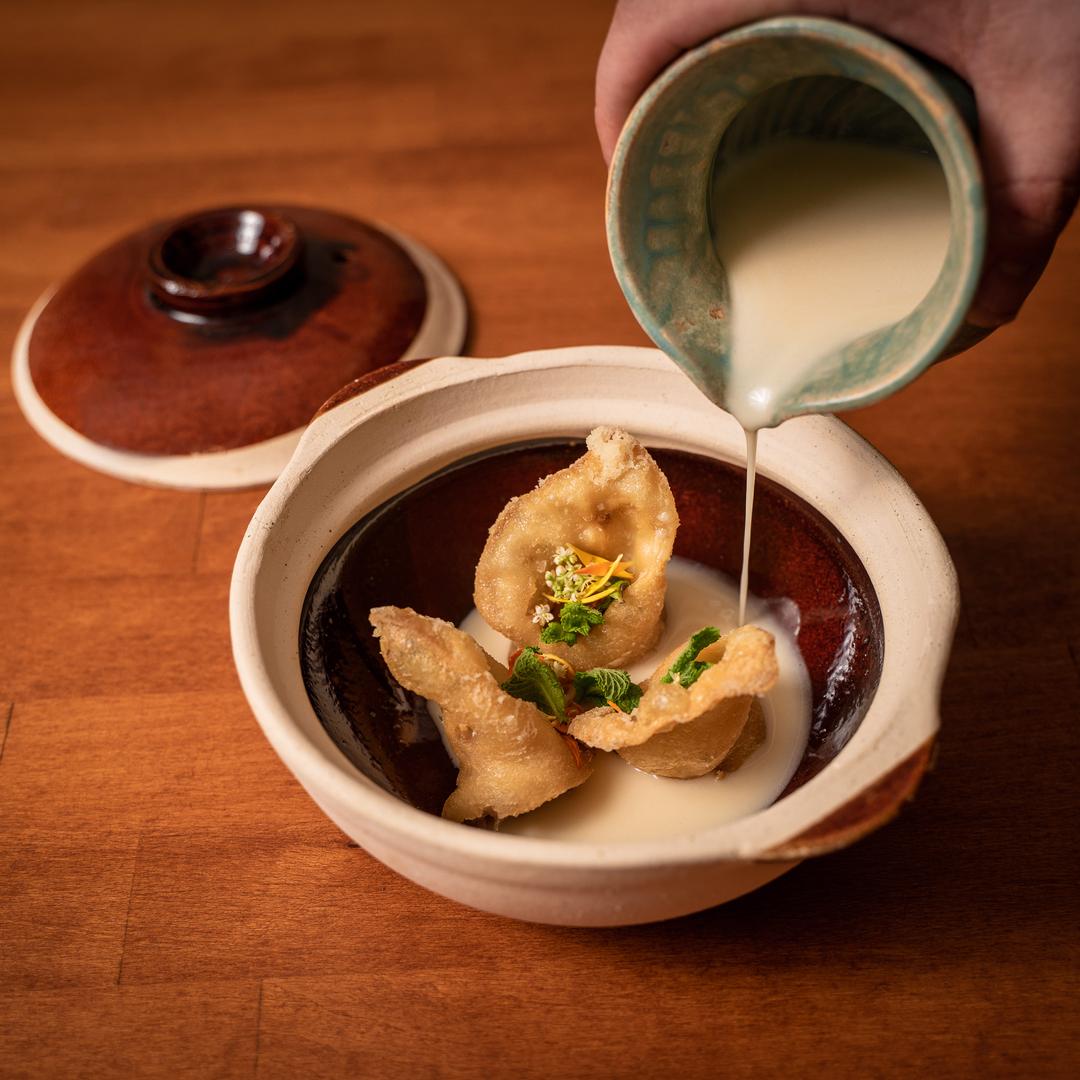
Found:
<box><xmin>595</xmin><ymin>0</ymin><xmax>1080</xmax><ymax>327</ymax></box>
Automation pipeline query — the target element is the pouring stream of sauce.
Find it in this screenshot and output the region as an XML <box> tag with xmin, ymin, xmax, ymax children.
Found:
<box><xmin>738</xmin><ymin>429</ymin><xmax>757</xmax><ymax>624</ymax></box>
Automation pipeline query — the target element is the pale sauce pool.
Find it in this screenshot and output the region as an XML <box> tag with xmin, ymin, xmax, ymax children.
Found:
<box><xmin>457</xmin><ymin>557</ymin><xmax>812</xmax><ymax>843</ymax></box>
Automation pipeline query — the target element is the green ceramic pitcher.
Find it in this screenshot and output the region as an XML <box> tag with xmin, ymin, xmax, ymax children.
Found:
<box><xmin>606</xmin><ymin>16</ymin><xmax>987</xmax><ymax>427</ymax></box>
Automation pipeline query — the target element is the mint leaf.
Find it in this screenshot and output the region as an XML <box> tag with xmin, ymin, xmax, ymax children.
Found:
<box><xmin>661</xmin><ymin>626</ymin><xmax>722</xmax><ymax>688</ymax></box>
<box><xmin>560</xmin><ymin>602</ymin><xmax>604</xmax><ymax>634</ymax></box>
<box><xmin>501</xmin><ymin>647</ymin><xmax>566</xmax><ymax>719</ymax></box>
<box><xmin>540</xmin><ymin>621</ymin><xmax>577</xmax><ymax>645</ymax></box>
<box><xmin>574</xmin><ymin>667</ymin><xmax>643</xmax><ymax>712</ymax></box>
<box><xmin>540</xmin><ymin>601</ymin><xmax>604</xmax><ymax>647</ymax></box>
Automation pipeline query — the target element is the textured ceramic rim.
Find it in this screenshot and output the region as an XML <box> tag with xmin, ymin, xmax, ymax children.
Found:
<box><xmin>230</xmin><ymin>346</ymin><xmax>957</xmax><ymax>876</ymax></box>
<box><xmin>606</xmin><ymin>15</ymin><xmax>985</xmax><ymax>423</ymax></box>
<box><xmin>9</xmin><ymin>224</ymin><xmax>467</xmax><ymax>490</ymax></box>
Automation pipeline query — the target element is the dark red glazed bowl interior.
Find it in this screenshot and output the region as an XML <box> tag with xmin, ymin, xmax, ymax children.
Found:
<box><xmin>300</xmin><ymin>441</ymin><xmax>884</xmax><ymax>817</ymax></box>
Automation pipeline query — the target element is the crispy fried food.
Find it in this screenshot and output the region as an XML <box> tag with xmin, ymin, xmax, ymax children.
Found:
<box><xmin>567</xmin><ymin>625</ymin><xmax>778</xmax><ymax>778</ymax></box>
<box><xmin>473</xmin><ymin>427</ymin><xmax>678</xmax><ymax>669</ymax></box>
<box><xmin>369</xmin><ymin>606</ymin><xmax>592</xmax><ymax>822</ymax></box>
<box><xmin>716</xmin><ymin>698</ymin><xmax>767</xmax><ymax>777</ymax></box>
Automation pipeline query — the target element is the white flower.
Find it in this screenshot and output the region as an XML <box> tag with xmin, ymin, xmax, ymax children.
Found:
<box><xmin>531</xmin><ymin>604</ymin><xmax>554</xmax><ymax>626</ymax></box>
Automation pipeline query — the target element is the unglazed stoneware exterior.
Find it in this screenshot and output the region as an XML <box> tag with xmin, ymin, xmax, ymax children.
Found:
<box><xmin>230</xmin><ymin>346</ymin><xmax>958</xmax><ymax>926</ymax></box>
<box><xmin>607</xmin><ymin>16</ymin><xmax>986</xmax><ymax>427</ymax></box>
<box><xmin>11</xmin><ymin>211</ymin><xmax>466</xmax><ymax>490</ymax></box>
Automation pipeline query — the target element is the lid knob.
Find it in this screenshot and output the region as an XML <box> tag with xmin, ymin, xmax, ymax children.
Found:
<box><xmin>147</xmin><ymin>207</ymin><xmax>303</xmax><ymax>316</ymax></box>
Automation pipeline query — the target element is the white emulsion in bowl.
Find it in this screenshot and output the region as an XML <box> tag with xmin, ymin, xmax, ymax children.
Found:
<box><xmin>455</xmin><ymin>557</ymin><xmax>812</xmax><ymax>843</ymax></box>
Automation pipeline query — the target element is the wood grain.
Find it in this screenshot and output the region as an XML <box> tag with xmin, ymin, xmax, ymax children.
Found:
<box><xmin>0</xmin><ymin>1</ymin><xmax>1077</xmax><ymax>1077</ymax></box>
<box><xmin>0</xmin><ymin>982</ymin><xmax>259</xmax><ymax>1079</ymax></box>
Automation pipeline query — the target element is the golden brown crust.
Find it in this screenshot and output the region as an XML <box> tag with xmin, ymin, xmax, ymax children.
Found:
<box><xmin>370</xmin><ymin>606</ymin><xmax>592</xmax><ymax>822</ymax></box>
<box><xmin>473</xmin><ymin>427</ymin><xmax>679</xmax><ymax>669</ymax></box>
<box><xmin>716</xmin><ymin>698</ymin><xmax>767</xmax><ymax>777</ymax></box>
<box><xmin>568</xmin><ymin>625</ymin><xmax>779</xmax><ymax>778</ymax></box>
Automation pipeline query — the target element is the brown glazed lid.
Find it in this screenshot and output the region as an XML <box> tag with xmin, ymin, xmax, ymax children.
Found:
<box><xmin>12</xmin><ymin>204</ymin><xmax>466</xmax><ymax>488</ymax></box>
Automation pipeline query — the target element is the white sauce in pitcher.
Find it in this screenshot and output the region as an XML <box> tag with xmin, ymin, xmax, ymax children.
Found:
<box><xmin>457</xmin><ymin>557</ymin><xmax>812</xmax><ymax>843</ymax></box>
<box><xmin>712</xmin><ymin>138</ymin><xmax>952</xmax><ymax>620</ymax></box>
<box><xmin>712</xmin><ymin>138</ymin><xmax>951</xmax><ymax>431</ymax></box>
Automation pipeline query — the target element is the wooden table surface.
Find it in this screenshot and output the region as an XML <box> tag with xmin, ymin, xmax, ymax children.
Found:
<box><xmin>1</xmin><ymin>2</ymin><xmax>1077</xmax><ymax>1076</ymax></box>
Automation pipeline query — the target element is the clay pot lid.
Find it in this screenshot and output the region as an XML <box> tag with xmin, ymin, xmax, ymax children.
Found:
<box><xmin>12</xmin><ymin>204</ymin><xmax>467</xmax><ymax>489</ymax></box>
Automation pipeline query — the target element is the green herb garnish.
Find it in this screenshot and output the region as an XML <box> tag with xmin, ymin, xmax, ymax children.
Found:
<box><xmin>500</xmin><ymin>646</ymin><xmax>567</xmax><ymax>719</ymax></box>
<box><xmin>540</xmin><ymin>601</ymin><xmax>604</xmax><ymax>646</ymax></box>
<box><xmin>660</xmin><ymin>626</ymin><xmax>723</xmax><ymax>688</ymax></box>
<box><xmin>536</xmin><ymin>545</ymin><xmax>635</xmax><ymax>645</ymax></box>
<box><xmin>543</xmin><ymin>546</ymin><xmax>591</xmax><ymax>601</ymax></box>
<box><xmin>596</xmin><ymin>577</ymin><xmax>629</xmax><ymax>610</ymax></box>
<box><xmin>573</xmin><ymin>667</ymin><xmax>643</xmax><ymax>713</ymax></box>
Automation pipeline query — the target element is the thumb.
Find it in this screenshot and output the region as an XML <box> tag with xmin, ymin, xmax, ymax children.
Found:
<box><xmin>966</xmin><ymin>62</ymin><xmax>1080</xmax><ymax>327</ymax></box>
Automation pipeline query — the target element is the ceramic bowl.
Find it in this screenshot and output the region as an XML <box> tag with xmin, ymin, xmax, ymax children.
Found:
<box><xmin>230</xmin><ymin>345</ymin><xmax>957</xmax><ymax>926</ymax></box>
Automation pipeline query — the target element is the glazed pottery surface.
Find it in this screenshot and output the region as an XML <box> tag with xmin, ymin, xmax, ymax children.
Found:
<box><xmin>230</xmin><ymin>346</ymin><xmax>957</xmax><ymax>925</ymax></box>
<box><xmin>11</xmin><ymin>206</ymin><xmax>466</xmax><ymax>489</ymax></box>
<box><xmin>607</xmin><ymin>16</ymin><xmax>986</xmax><ymax>427</ymax></box>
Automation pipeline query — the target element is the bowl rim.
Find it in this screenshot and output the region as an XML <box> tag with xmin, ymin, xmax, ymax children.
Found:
<box><xmin>230</xmin><ymin>345</ymin><xmax>957</xmax><ymax>871</ymax></box>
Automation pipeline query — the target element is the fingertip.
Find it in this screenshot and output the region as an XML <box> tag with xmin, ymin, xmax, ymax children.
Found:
<box><xmin>594</xmin><ymin>100</ymin><xmax>619</xmax><ymax>166</ymax></box>
<box><xmin>593</xmin><ymin>1</ymin><xmax>691</xmax><ymax>171</ymax></box>
<box><xmin>594</xmin><ymin>9</ymin><xmax>640</xmax><ymax>169</ymax></box>
<box><xmin>962</xmin><ymin>70</ymin><xmax>1079</xmax><ymax>328</ymax></box>
<box><xmin>969</xmin><ymin>202</ymin><xmax>1063</xmax><ymax>328</ymax></box>
<box><xmin>967</xmin><ymin>273</ymin><xmax>1031</xmax><ymax>329</ymax></box>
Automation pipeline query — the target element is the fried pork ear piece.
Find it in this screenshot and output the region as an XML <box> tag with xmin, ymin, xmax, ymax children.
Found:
<box><xmin>474</xmin><ymin>426</ymin><xmax>679</xmax><ymax>669</ymax></box>
<box><xmin>717</xmin><ymin>698</ymin><xmax>767</xmax><ymax>777</ymax></box>
<box><xmin>369</xmin><ymin>606</ymin><xmax>592</xmax><ymax>823</ymax></box>
<box><xmin>567</xmin><ymin>625</ymin><xmax>779</xmax><ymax>779</ymax></box>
